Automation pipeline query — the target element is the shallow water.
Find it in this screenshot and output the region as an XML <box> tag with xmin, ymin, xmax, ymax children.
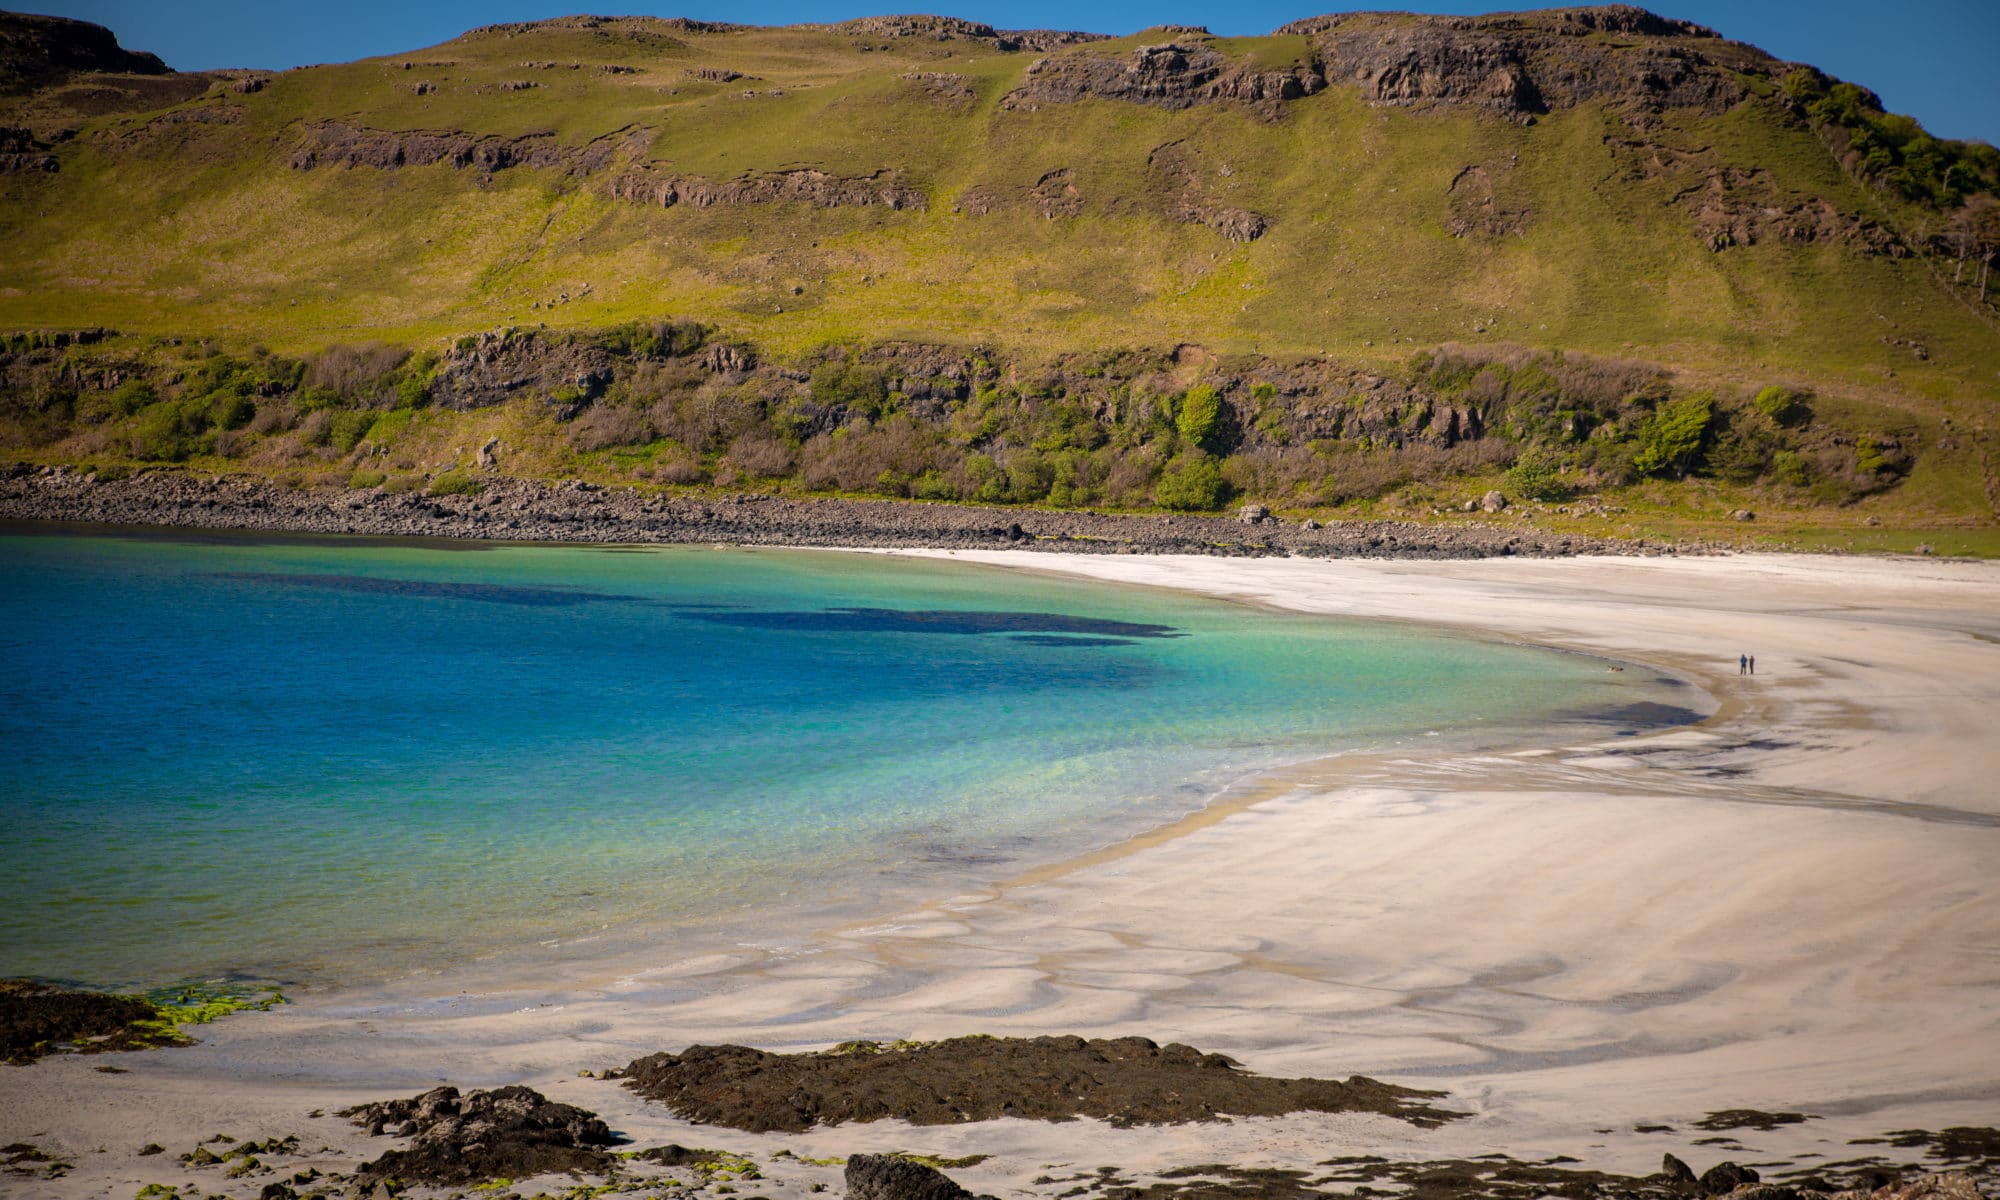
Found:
<box><xmin>0</xmin><ymin>530</ymin><xmax>1698</xmax><ymax>989</ymax></box>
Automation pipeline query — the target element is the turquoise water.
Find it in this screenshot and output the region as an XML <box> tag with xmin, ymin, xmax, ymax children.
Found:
<box><xmin>0</xmin><ymin>530</ymin><xmax>1697</xmax><ymax>990</ymax></box>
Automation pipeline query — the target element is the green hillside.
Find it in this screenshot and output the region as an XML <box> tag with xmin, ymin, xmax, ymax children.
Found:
<box><xmin>2</xmin><ymin>6</ymin><xmax>1997</xmax><ymax>547</ymax></box>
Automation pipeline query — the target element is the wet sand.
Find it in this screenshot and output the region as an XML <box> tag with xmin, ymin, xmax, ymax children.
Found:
<box><xmin>3</xmin><ymin>551</ymin><xmax>1997</xmax><ymax>1196</ymax></box>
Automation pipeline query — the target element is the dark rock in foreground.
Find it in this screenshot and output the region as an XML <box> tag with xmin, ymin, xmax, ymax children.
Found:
<box><xmin>847</xmin><ymin>1153</ymin><xmax>993</xmax><ymax>1200</ymax></box>
<box><xmin>609</xmin><ymin>1035</ymin><xmax>1464</xmax><ymax>1133</ymax></box>
<box><xmin>341</xmin><ymin>1085</ymin><xmax>615</xmax><ymax>1185</ymax></box>
<box><xmin>0</xmin><ymin>979</ymin><xmax>165</xmax><ymax>1064</ymax></box>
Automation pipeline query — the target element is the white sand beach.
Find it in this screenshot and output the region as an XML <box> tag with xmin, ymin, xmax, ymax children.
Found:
<box><xmin>6</xmin><ymin>551</ymin><xmax>1999</xmax><ymax>1197</ymax></box>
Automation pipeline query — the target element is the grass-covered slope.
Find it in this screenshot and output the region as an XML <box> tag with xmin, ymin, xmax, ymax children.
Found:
<box><xmin>1</xmin><ymin>6</ymin><xmax>1996</xmax><ymax>544</ymax></box>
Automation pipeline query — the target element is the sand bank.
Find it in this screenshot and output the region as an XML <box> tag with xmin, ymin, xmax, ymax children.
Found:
<box><xmin>4</xmin><ymin>552</ymin><xmax>1997</xmax><ymax>1197</ymax></box>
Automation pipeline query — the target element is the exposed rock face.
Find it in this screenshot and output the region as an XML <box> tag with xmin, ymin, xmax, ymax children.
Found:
<box><xmin>611</xmin><ymin>1035</ymin><xmax>1463</xmax><ymax>1132</ymax></box>
<box><xmin>1278</xmin><ymin>5</ymin><xmax>1767</xmax><ymax>119</ymax></box>
<box><xmin>901</xmin><ymin>70</ymin><xmax>975</xmax><ymax>103</ymax></box>
<box><xmin>608</xmin><ymin>164</ymin><xmax>927</xmax><ymax>211</ymax></box>
<box><xmin>0</xmin><ymin>125</ymin><xmax>56</xmax><ymax>172</ymax></box>
<box><xmin>430</xmin><ymin>330</ymin><xmax>617</xmax><ymax>413</ymax></box>
<box><xmin>1606</xmin><ymin>135</ymin><xmax>1903</xmax><ymax>254</ymax></box>
<box><xmin>846</xmin><ymin>1155</ymin><xmax>990</xmax><ymax>1200</ymax></box>
<box><xmin>0</xmin><ymin>11</ymin><xmax>170</xmax><ymax>95</ymax></box>
<box><xmin>288</xmin><ymin>120</ymin><xmax>634</xmax><ymax>174</ymax></box>
<box><xmin>827</xmin><ymin>16</ymin><xmax>1107</xmax><ymax>52</ymax></box>
<box><xmin>1005</xmin><ymin>40</ymin><xmax>1326</xmax><ymax>115</ymax></box>
<box><xmin>288</xmin><ymin>120</ymin><xmax>925</xmax><ymax>213</ymax></box>
<box><xmin>342</xmin><ymin>1085</ymin><xmax>615</xmax><ymax>1186</ymax></box>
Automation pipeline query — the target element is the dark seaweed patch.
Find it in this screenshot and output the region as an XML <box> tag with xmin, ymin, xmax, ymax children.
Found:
<box><xmin>214</xmin><ymin>572</ymin><xmax>639</xmax><ymax>607</ymax></box>
<box><xmin>1569</xmin><ymin>702</ymin><xmax>1707</xmax><ymax>728</ymax></box>
<box><xmin>683</xmin><ymin>607</ymin><xmax>1182</xmax><ymax>639</ymax></box>
<box><xmin>1010</xmin><ymin>634</ymin><xmax>1138</xmax><ymax>648</ymax></box>
<box><xmin>610</xmin><ymin>1035</ymin><xmax>1458</xmax><ymax>1132</ymax></box>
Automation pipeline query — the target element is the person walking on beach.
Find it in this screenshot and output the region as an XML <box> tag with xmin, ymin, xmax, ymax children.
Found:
<box><xmin>1749</xmin><ymin>655</ymin><xmax>1756</xmax><ymax>675</ymax></box>
<box><xmin>1740</xmin><ymin>653</ymin><xmax>1748</xmax><ymax>675</ymax></box>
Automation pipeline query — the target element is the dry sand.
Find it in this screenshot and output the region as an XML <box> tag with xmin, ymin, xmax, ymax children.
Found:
<box><xmin>5</xmin><ymin>551</ymin><xmax>1998</xmax><ymax>1197</ymax></box>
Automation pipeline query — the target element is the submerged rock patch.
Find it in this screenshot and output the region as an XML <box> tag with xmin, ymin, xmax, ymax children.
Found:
<box><xmin>608</xmin><ymin>1035</ymin><xmax>1464</xmax><ymax>1133</ymax></box>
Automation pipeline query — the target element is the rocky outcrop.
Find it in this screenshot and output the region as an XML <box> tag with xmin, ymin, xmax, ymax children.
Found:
<box><xmin>607</xmin><ymin>163</ymin><xmax>926</xmax><ymax>212</ymax></box>
<box><xmin>828</xmin><ymin>16</ymin><xmax>1106</xmax><ymax>52</ymax></box>
<box><xmin>0</xmin><ymin>11</ymin><xmax>170</xmax><ymax>95</ymax></box>
<box><xmin>900</xmin><ymin>70</ymin><xmax>974</xmax><ymax>103</ymax></box>
<box><xmin>1607</xmin><ymin>135</ymin><xmax>1903</xmax><ymax>254</ymax></box>
<box><xmin>1278</xmin><ymin>5</ymin><xmax>1767</xmax><ymax>120</ymax></box>
<box><xmin>0</xmin><ymin>125</ymin><xmax>56</xmax><ymax>172</ymax></box>
<box><xmin>288</xmin><ymin>120</ymin><xmax>635</xmax><ymax>174</ymax></box>
<box><xmin>464</xmin><ymin>14</ymin><xmax>714</xmax><ymax>45</ymax></box>
<box><xmin>957</xmin><ymin>167</ymin><xmax>1083</xmax><ymax>220</ymax></box>
<box><xmin>342</xmin><ymin>1086</ymin><xmax>615</xmax><ymax>1186</ymax></box>
<box><xmin>430</xmin><ymin>329</ymin><xmax>617</xmax><ymax>412</ymax></box>
<box><xmin>1004</xmin><ymin>40</ymin><xmax>1326</xmax><ymax>116</ymax></box>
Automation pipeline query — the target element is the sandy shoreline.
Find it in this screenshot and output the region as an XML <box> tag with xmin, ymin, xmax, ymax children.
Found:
<box><xmin>4</xmin><ymin>550</ymin><xmax>1999</xmax><ymax>1197</ymax></box>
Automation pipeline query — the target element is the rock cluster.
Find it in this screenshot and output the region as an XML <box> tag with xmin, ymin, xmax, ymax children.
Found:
<box><xmin>1005</xmin><ymin>40</ymin><xmax>1326</xmax><ymax>116</ymax></box>
<box><xmin>341</xmin><ymin>1085</ymin><xmax>615</xmax><ymax>1186</ymax></box>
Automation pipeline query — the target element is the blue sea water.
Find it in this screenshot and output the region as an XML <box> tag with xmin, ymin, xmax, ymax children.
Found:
<box><xmin>0</xmin><ymin>530</ymin><xmax>1696</xmax><ymax>990</ymax></box>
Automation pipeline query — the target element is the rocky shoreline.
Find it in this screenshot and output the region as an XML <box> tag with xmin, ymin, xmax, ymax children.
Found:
<box><xmin>0</xmin><ymin>467</ymin><xmax>1708</xmax><ymax>557</ymax></box>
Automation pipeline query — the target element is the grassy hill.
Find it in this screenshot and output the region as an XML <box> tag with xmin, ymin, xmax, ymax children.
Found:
<box><xmin>2</xmin><ymin>6</ymin><xmax>1997</xmax><ymax>549</ymax></box>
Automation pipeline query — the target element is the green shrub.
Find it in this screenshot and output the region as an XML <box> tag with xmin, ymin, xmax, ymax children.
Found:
<box><xmin>129</xmin><ymin>398</ymin><xmax>212</xmax><ymax>461</ymax></box>
<box><xmin>109</xmin><ymin>379</ymin><xmax>156</xmax><ymax>417</ymax></box>
<box><xmin>1856</xmin><ymin>435</ymin><xmax>1891</xmax><ymax>475</ymax></box>
<box><xmin>1633</xmin><ymin>393</ymin><xmax>1714</xmax><ymax>479</ymax></box>
<box><xmin>810</xmin><ymin>361</ymin><xmax>891</xmax><ymax>419</ymax></box>
<box><xmin>325</xmin><ymin>410</ymin><xmax>376</xmax><ymax>452</ymax></box>
<box><xmin>1155</xmin><ymin>452</ymin><xmax>1229</xmax><ymax>511</ymax></box>
<box><xmin>1176</xmin><ymin>384</ymin><xmax>1223</xmax><ymax>452</ymax></box>
<box><xmin>1752</xmin><ymin>386</ymin><xmax>1809</xmax><ymax>426</ymax></box>
<box><xmin>210</xmin><ymin>391</ymin><xmax>256</xmax><ymax>431</ymax></box>
<box><xmin>1504</xmin><ymin>452</ymin><xmax>1573</xmax><ymax>501</ymax></box>
<box><xmin>348</xmin><ymin>469</ymin><xmax>386</xmax><ymax>489</ymax></box>
<box><xmin>428</xmin><ymin>471</ymin><xmax>481</xmax><ymax>496</ymax></box>
<box><xmin>1771</xmin><ymin>449</ymin><xmax>1812</xmax><ymax>488</ymax></box>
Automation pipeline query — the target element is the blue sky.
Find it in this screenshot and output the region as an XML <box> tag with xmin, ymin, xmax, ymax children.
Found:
<box><xmin>33</xmin><ymin>0</ymin><xmax>2000</xmax><ymax>144</ymax></box>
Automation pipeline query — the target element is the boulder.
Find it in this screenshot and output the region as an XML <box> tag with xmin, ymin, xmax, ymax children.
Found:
<box><xmin>846</xmin><ymin>1154</ymin><xmax>988</xmax><ymax>1200</ymax></box>
<box><xmin>1481</xmin><ymin>490</ymin><xmax>1508</xmax><ymax>513</ymax></box>
<box><xmin>1697</xmin><ymin>1161</ymin><xmax>1758</xmax><ymax>1193</ymax></box>
<box><xmin>1658</xmin><ymin>1153</ymin><xmax>1697</xmax><ymax>1186</ymax></box>
<box><xmin>1238</xmin><ymin>503</ymin><xmax>1270</xmax><ymax>524</ymax></box>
